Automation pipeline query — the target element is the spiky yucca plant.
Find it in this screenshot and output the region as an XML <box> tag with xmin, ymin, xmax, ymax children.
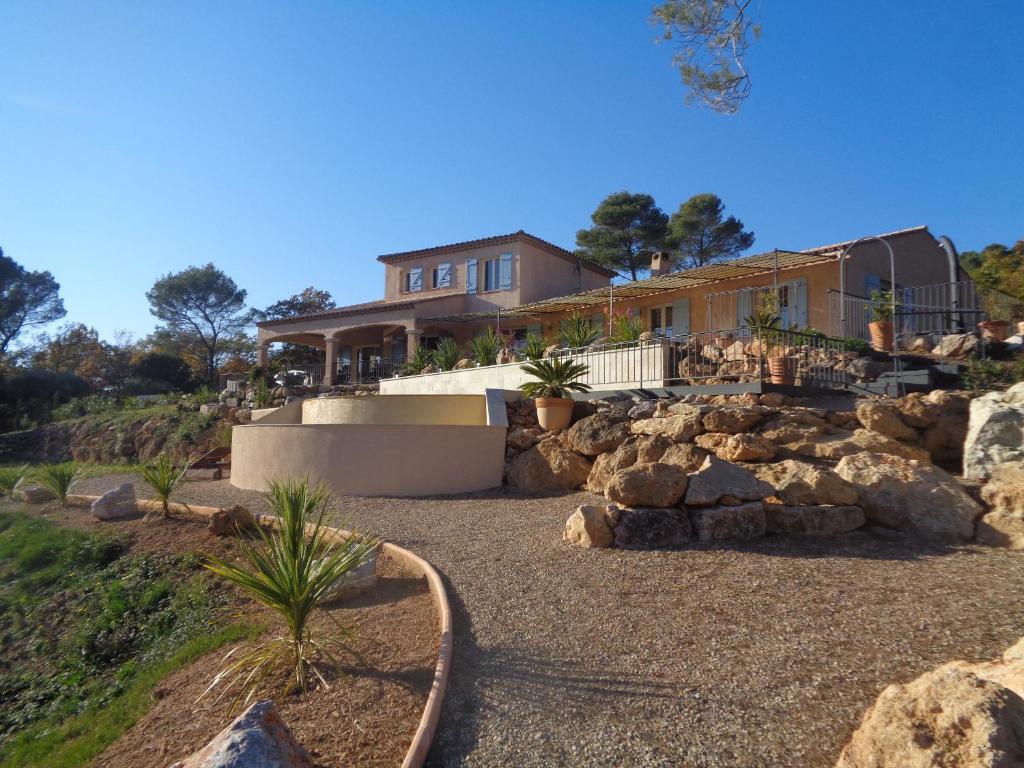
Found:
<box><xmin>431</xmin><ymin>337</ymin><xmax>462</xmax><ymax>371</ymax></box>
<box><xmin>609</xmin><ymin>312</ymin><xmax>647</xmax><ymax>342</ymax></box>
<box><xmin>520</xmin><ymin>332</ymin><xmax>548</xmax><ymax>361</ymax></box>
<box><xmin>559</xmin><ymin>312</ymin><xmax>602</xmax><ymax>349</ymax></box>
<box><xmin>470</xmin><ymin>327</ymin><xmax>503</xmax><ymax>367</ymax></box>
<box><xmin>202</xmin><ymin>478</ymin><xmax>378</xmax><ymax>705</ymax></box>
<box><xmin>140</xmin><ymin>455</ymin><xmax>191</xmax><ymax>519</ymax></box>
<box><xmin>33</xmin><ymin>463</ymin><xmax>84</xmax><ymax>507</ymax></box>
<box><xmin>0</xmin><ymin>464</ymin><xmax>28</xmax><ymax>498</ymax></box>
<box><xmin>519</xmin><ymin>358</ymin><xmax>591</xmax><ymax>399</ymax></box>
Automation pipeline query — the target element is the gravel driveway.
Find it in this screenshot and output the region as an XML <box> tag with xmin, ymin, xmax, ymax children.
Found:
<box><xmin>79</xmin><ymin>474</ymin><xmax>1024</xmax><ymax>767</ymax></box>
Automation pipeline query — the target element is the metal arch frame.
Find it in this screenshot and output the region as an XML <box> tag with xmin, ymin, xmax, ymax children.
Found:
<box><xmin>838</xmin><ymin>235</ymin><xmax>897</xmax><ymax>341</ymax></box>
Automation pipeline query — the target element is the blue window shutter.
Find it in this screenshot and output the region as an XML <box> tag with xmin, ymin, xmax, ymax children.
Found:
<box><xmin>865</xmin><ymin>273</ymin><xmax>881</xmax><ymax>296</ymax></box>
<box><xmin>438</xmin><ymin>262</ymin><xmax>452</xmax><ymax>288</ymax></box>
<box><xmin>409</xmin><ymin>267</ymin><xmax>423</xmax><ymax>292</ymax></box>
<box><xmin>499</xmin><ymin>253</ymin><xmax>513</xmax><ymax>290</ymax></box>
<box><xmin>792</xmin><ymin>278</ymin><xmax>808</xmax><ymax>328</ymax></box>
<box><xmin>466</xmin><ymin>258</ymin><xmax>478</xmax><ymax>294</ymax></box>
<box><xmin>671</xmin><ymin>298</ymin><xmax>690</xmax><ymax>336</ymax></box>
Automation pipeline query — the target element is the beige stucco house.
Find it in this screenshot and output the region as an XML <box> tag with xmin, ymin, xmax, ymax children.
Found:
<box><xmin>255</xmin><ymin>231</ymin><xmax>615</xmax><ymax>384</ymax></box>
<box><xmin>257</xmin><ymin>225</ymin><xmax>972</xmax><ymax>386</ymax></box>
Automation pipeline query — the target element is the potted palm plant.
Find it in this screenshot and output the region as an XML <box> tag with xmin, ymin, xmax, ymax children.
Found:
<box><xmin>519</xmin><ymin>358</ymin><xmax>591</xmax><ymax>431</ymax></box>
<box><xmin>745</xmin><ymin>299</ymin><xmax>794</xmax><ymax>385</ymax></box>
<box><xmin>866</xmin><ymin>289</ymin><xmax>898</xmax><ymax>352</ymax></box>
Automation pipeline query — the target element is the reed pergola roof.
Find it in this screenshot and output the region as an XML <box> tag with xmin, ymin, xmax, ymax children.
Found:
<box><xmin>427</xmin><ymin>248</ymin><xmax>839</xmax><ymax>322</ymax></box>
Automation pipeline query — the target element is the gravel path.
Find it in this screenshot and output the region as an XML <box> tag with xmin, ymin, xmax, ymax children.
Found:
<box><xmin>80</xmin><ymin>474</ymin><xmax>1024</xmax><ymax>767</ymax></box>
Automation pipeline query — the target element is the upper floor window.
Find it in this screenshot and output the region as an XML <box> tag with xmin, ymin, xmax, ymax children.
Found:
<box><xmin>432</xmin><ymin>262</ymin><xmax>452</xmax><ymax>289</ymax></box>
<box><xmin>404</xmin><ymin>266</ymin><xmax>423</xmax><ymax>293</ymax></box>
<box><xmin>479</xmin><ymin>253</ymin><xmax>513</xmax><ymax>293</ymax></box>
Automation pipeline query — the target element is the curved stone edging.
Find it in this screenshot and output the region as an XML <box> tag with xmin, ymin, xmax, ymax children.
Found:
<box><xmin>65</xmin><ymin>495</ymin><xmax>452</xmax><ymax>768</ymax></box>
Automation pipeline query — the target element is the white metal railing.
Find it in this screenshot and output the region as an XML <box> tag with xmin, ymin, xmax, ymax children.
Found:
<box><xmin>827</xmin><ymin>281</ymin><xmax>984</xmax><ymax>341</ymax></box>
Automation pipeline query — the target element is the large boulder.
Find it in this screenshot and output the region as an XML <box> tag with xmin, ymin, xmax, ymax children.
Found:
<box><xmin>701</xmin><ymin>408</ymin><xmax>764</xmax><ymax>434</ymax></box>
<box><xmin>714</xmin><ymin>433</ymin><xmax>776</xmax><ymax>463</ymax></box>
<box><xmin>507</xmin><ymin>427</ymin><xmax>541</xmax><ymax>451</ymax></box>
<box><xmin>976</xmin><ymin>462</ymin><xmax>1024</xmax><ymax>550</ymax></box>
<box><xmin>765</xmin><ymin>504</ymin><xmax>865</xmax><ymax>535</ymax></box>
<box><xmin>91</xmin><ymin>483</ymin><xmax>136</xmax><ymax>520</ymax></box>
<box><xmin>566</xmin><ymin>412</ymin><xmax>631</xmax><ymax>457</ymax></box>
<box><xmin>586</xmin><ymin>442</ymin><xmax>639</xmax><ymax>494</ymax></box>
<box><xmin>630</xmin><ymin>413</ymin><xmax>704</xmax><ymax>443</ymax></box>
<box><xmin>964</xmin><ymin>382</ymin><xmax>1024</xmax><ymax>480</ymax></box>
<box><xmin>507</xmin><ymin>436</ymin><xmax>593</xmax><ymax>492</ymax></box>
<box><xmin>658</xmin><ymin>442</ymin><xmax>710</xmax><ymax>473</ymax></box>
<box><xmin>893</xmin><ymin>392</ymin><xmax>940</xmax><ymax>428</ymax></box>
<box><xmin>836</xmin><ymin>645</ymin><xmax>1024</xmax><ymax>768</ymax></box>
<box><xmin>835</xmin><ymin>452</ymin><xmax>982</xmax><ymax>541</ymax></box>
<box><xmin>169</xmin><ymin>700</ymin><xmax>312</xmax><ymax>768</ymax></box>
<box><xmin>605</xmin><ymin>462</ymin><xmax>689</xmax><ymax>509</ymax></box>
<box><xmin>613</xmin><ymin>507</ymin><xmax>691</xmax><ymax>550</ymax></box>
<box><xmin>209</xmin><ymin>505</ymin><xmax>257</xmax><ymax>536</ymax></box>
<box><xmin>634</xmin><ymin>434</ymin><xmax>674</xmax><ymax>463</ymax></box>
<box><xmin>790</xmin><ymin>428</ymin><xmax>931</xmax><ymax>462</ymax></box>
<box><xmin>323</xmin><ymin>550</ymin><xmax>378</xmax><ymax>601</ymax></box>
<box><xmin>933</xmin><ymin>332</ymin><xmax>980</xmax><ymax>358</ymax></box>
<box><xmin>684</xmin><ymin>455</ymin><xmax>774</xmax><ymax>507</ymax></box>
<box><xmin>13</xmin><ymin>485</ymin><xmax>55</xmax><ymax>504</ymax></box>
<box><xmin>855</xmin><ymin>401</ymin><xmax>917</xmax><ymax>442</ymax></box>
<box><xmin>564</xmin><ymin>504</ymin><xmax>620</xmax><ymax>549</ymax></box>
<box><xmin>754</xmin><ymin>459</ymin><xmax>859</xmax><ymax>506</ymax></box>
<box><xmin>689</xmin><ymin>501</ymin><xmax>767</xmax><ymax>541</ymax></box>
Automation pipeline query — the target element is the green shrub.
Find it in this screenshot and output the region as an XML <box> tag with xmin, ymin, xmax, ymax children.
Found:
<box><xmin>400</xmin><ymin>346</ymin><xmax>433</xmax><ymax>376</ymax></box>
<box><xmin>175</xmin><ymin>412</ymin><xmax>215</xmax><ymax>443</ymax></box>
<box><xmin>609</xmin><ymin>312</ymin><xmax>646</xmax><ymax>343</ymax></box>
<box><xmin>963</xmin><ymin>358</ymin><xmax>1024</xmax><ymax>393</ymax></box>
<box><xmin>520</xmin><ymin>332</ymin><xmax>549</xmax><ymax>361</ymax></box>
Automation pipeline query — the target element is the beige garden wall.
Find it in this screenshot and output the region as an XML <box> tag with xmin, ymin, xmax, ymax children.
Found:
<box><xmin>302</xmin><ymin>394</ymin><xmax>487</xmax><ymax>425</ymax></box>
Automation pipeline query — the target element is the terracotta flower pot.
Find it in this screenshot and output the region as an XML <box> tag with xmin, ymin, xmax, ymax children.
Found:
<box><xmin>978</xmin><ymin>320</ymin><xmax>1011</xmax><ymax>341</ymax></box>
<box><xmin>868</xmin><ymin>320</ymin><xmax>894</xmax><ymax>352</ymax></box>
<box><xmin>535</xmin><ymin>397</ymin><xmax>574</xmax><ymax>432</ymax></box>
<box><xmin>767</xmin><ymin>351</ymin><xmax>796</xmax><ymax>385</ymax></box>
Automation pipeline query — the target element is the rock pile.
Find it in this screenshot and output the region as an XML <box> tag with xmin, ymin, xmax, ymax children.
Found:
<box><xmin>502</xmin><ymin>387</ymin><xmax>1012</xmax><ymax>550</ymax></box>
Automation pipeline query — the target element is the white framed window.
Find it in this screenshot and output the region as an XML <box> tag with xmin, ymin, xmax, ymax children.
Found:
<box><xmin>481</xmin><ymin>253</ymin><xmax>513</xmax><ymax>292</ymax></box>
<box><xmin>649</xmin><ymin>305</ymin><xmax>674</xmax><ymax>337</ymax></box>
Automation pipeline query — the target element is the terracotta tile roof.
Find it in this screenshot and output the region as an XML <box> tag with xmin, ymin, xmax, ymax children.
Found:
<box><xmin>376</xmin><ymin>230</ymin><xmax>618</xmax><ymax>278</ymax></box>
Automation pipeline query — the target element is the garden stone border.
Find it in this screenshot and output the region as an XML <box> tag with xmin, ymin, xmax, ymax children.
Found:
<box><xmin>64</xmin><ymin>495</ymin><xmax>452</xmax><ymax>768</ymax></box>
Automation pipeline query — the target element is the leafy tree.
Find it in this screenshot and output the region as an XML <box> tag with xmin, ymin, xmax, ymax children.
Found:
<box><xmin>0</xmin><ymin>247</ymin><xmax>66</xmax><ymax>361</ymax></box>
<box><xmin>259</xmin><ymin>287</ymin><xmax>335</xmax><ymax>321</ymax></box>
<box><xmin>575</xmin><ymin>192</ymin><xmax>669</xmax><ymax>280</ymax></box>
<box><xmin>258</xmin><ymin>287</ymin><xmax>336</xmax><ymax>369</ymax></box>
<box><xmin>666</xmin><ymin>193</ymin><xmax>755</xmax><ymax>270</ymax></box>
<box><xmin>132</xmin><ymin>352</ymin><xmax>196</xmax><ymax>392</ymax></box>
<box><xmin>961</xmin><ymin>240</ymin><xmax>1024</xmax><ymax>302</ymax></box>
<box><xmin>146</xmin><ymin>264</ymin><xmax>252</xmax><ymax>384</ymax></box>
<box><xmin>0</xmin><ymin>368</ymin><xmax>89</xmax><ymax>429</ymax></box>
<box><xmin>31</xmin><ymin>323</ymin><xmax>105</xmax><ymax>380</ymax></box>
<box><xmin>652</xmin><ymin>0</ymin><xmax>760</xmax><ymax>114</ymax></box>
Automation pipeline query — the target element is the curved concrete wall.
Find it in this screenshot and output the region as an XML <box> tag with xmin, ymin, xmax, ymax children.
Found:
<box><xmin>231</xmin><ymin>390</ymin><xmax>508</xmax><ymax>497</ymax></box>
<box><xmin>231</xmin><ymin>423</ymin><xmax>506</xmax><ymax>496</ymax></box>
<box><xmin>302</xmin><ymin>394</ymin><xmax>486</xmax><ymax>426</ymax></box>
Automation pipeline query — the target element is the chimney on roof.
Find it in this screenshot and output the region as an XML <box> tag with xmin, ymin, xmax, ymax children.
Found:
<box><xmin>650</xmin><ymin>251</ymin><xmax>672</xmax><ymax>276</ymax></box>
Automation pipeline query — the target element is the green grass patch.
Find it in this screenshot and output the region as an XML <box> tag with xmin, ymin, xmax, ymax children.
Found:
<box><xmin>0</xmin><ymin>510</ymin><xmax>255</xmax><ymax>768</ymax></box>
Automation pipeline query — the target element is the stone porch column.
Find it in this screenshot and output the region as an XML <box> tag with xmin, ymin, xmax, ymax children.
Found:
<box><xmin>324</xmin><ymin>338</ymin><xmax>338</xmax><ymax>387</ymax></box>
<box><xmin>256</xmin><ymin>344</ymin><xmax>270</xmax><ymax>369</ymax></box>
<box><xmin>406</xmin><ymin>328</ymin><xmax>423</xmax><ymax>359</ymax></box>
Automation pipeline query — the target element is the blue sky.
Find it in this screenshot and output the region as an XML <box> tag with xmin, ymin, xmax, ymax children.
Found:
<box><xmin>2</xmin><ymin>1</ymin><xmax>1022</xmax><ymax>341</ymax></box>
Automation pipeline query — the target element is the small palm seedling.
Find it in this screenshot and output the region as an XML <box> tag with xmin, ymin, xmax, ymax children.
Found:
<box><xmin>202</xmin><ymin>477</ymin><xmax>378</xmax><ymax>706</ymax></box>
<box><xmin>519</xmin><ymin>358</ymin><xmax>591</xmax><ymax>399</ymax></box>
<box><xmin>33</xmin><ymin>462</ymin><xmax>84</xmax><ymax>507</ymax></box>
<box><xmin>0</xmin><ymin>464</ymin><xmax>28</xmax><ymax>498</ymax></box>
<box><xmin>140</xmin><ymin>455</ymin><xmax>191</xmax><ymax>519</ymax></box>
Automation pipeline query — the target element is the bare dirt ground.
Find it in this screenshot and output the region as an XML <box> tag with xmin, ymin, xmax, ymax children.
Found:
<box><xmin>40</xmin><ymin>501</ymin><xmax>437</xmax><ymax>768</ymax></box>
<box><xmin>78</xmin><ymin>474</ymin><xmax>1024</xmax><ymax>767</ymax></box>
